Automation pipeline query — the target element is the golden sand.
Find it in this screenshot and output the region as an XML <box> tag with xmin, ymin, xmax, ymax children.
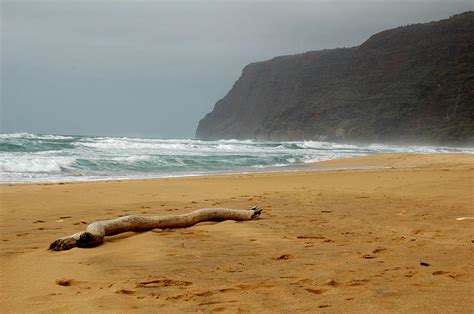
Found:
<box><xmin>1</xmin><ymin>153</ymin><xmax>473</xmax><ymax>312</ymax></box>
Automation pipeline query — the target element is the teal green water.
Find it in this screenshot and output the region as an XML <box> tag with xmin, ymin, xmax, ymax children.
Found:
<box><xmin>1</xmin><ymin>133</ymin><xmax>472</xmax><ymax>183</ymax></box>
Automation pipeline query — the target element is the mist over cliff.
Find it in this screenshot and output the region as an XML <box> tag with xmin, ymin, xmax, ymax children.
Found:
<box><xmin>196</xmin><ymin>12</ymin><xmax>474</xmax><ymax>145</ymax></box>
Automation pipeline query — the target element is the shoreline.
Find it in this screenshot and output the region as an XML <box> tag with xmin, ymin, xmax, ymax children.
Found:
<box><xmin>1</xmin><ymin>153</ymin><xmax>473</xmax><ymax>312</ymax></box>
<box><xmin>3</xmin><ymin>152</ymin><xmax>472</xmax><ymax>186</ymax></box>
<box><xmin>1</xmin><ymin>163</ymin><xmax>390</xmax><ymax>186</ymax></box>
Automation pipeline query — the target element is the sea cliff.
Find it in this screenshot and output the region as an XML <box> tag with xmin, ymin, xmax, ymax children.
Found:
<box><xmin>196</xmin><ymin>12</ymin><xmax>474</xmax><ymax>144</ymax></box>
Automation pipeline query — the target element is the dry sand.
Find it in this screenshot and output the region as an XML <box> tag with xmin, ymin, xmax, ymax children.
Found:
<box><xmin>1</xmin><ymin>153</ymin><xmax>473</xmax><ymax>313</ymax></box>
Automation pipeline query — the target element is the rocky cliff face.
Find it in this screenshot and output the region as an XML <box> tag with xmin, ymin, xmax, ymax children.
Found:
<box><xmin>196</xmin><ymin>12</ymin><xmax>474</xmax><ymax>144</ymax></box>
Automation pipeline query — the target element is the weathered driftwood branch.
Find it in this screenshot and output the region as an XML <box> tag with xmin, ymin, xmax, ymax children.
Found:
<box><xmin>49</xmin><ymin>206</ymin><xmax>262</xmax><ymax>251</ymax></box>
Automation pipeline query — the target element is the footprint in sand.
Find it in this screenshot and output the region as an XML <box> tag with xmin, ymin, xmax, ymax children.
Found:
<box><xmin>166</xmin><ymin>293</ymin><xmax>195</xmax><ymax>301</ymax></box>
<box><xmin>325</xmin><ymin>279</ymin><xmax>340</xmax><ymax>287</ymax></box>
<box><xmin>116</xmin><ymin>289</ymin><xmax>136</xmax><ymax>295</ymax></box>
<box><xmin>136</xmin><ymin>278</ymin><xmax>193</xmax><ymax>288</ymax></box>
<box><xmin>345</xmin><ymin>279</ymin><xmax>369</xmax><ymax>287</ymax></box>
<box><xmin>73</xmin><ymin>221</ymin><xmax>88</xmax><ymax>225</ymax></box>
<box><xmin>405</xmin><ymin>271</ymin><xmax>417</xmax><ymax>278</ymax></box>
<box><xmin>219</xmin><ymin>288</ymin><xmax>237</xmax><ymax>293</ymax></box>
<box><xmin>198</xmin><ymin>300</ymin><xmax>237</xmax><ymax>306</ymax></box>
<box><xmin>116</xmin><ymin>279</ymin><xmax>194</xmax><ymax>299</ymax></box>
<box><xmin>294</xmin><ymin>278</ymin><xmax>316</xmax><ymax>286</ymax></box>
<box><xmin>195</xmin><ymin>291</ymin><xmax>217</xmax><ymax>297</ymax></box>
<box><xmin>372</xmin><ymin>248</ymin><xmax>387</xmax><ymax>254</ymax></box>
<box><xmin>305</xmin><ymin>288</ymin><xmax>327</xmax><ymax>295</ymax></box>
<box><xmin>432</xmin><ymin>271</ymin><xmax>462</xmax><ymax>280</ymax></box>
<box><xmin>55</xmin><ymin>278</ymin><xmax>82</xmax><ymax>286</ymax></box>
<box><xmin>192</xmin><ymin>287</ymin><xmax>238</xmax><ymax>299</ymax></box>
<box><xmin>237</xmin><ymin>283</ymin><xmax>274</xmax><ymax>290</ymax></box>
<box><xmin>297</xmin><ymin>235</ymin><xmax>326</xmax><ymax>240</ymax></box>
<box><xmin>274</xmin><ymin>254</ymin><xmax>293</xmax><ymax>261</ymax></box>
<box><xmin>222</xmin><ymin>266</ymin><xmax>244</xmax><ymax>273</ymax></box>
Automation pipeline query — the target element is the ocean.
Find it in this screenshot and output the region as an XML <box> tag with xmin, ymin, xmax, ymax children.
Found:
<box><xmin>1</xmin><ymin>132</ymin><xmax>472</xmax><ymax>184</ymax></box>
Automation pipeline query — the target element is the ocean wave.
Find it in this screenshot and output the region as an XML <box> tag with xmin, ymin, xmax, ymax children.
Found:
<box><xmin>77</xmin><ymin>138</ymin><xmax>199</xmax><ymax>152</ymax></box>
<box><xmin>216</xmin><ymin>139</ymin><xmax>257</xmax><ymax>144</ymax></box>
<box><xmin>0</xmin><ymin>156</ymin><xmax>76</xmax><ymax>173</ymax></box>
<box><xmin>1</xmin><ymin>133</ymin><xmax>473</xmax><ymax>183</ymax></box>
<box><xmin>250</xmin><ymin>163</ymin><xmax>288</xmax><ymax>169</ymax></box>
<box><xmin>111</xmin><ymin>155</ymin><xmax>153</xmax><ymax>163</ymax></box>
<box><xmin>367</xmin><ymin>143</ymin><xmax>474</xmax><ymax>154</ymax></box>
<box><xmin>297</xmin><ymin>140</ymin><xmax>359</xmax><ymax>150</ymax></box>
<box><xmin>0</xmin><ymin>132</ymin><xmax>75</xmax><ymax>140</ymax></box>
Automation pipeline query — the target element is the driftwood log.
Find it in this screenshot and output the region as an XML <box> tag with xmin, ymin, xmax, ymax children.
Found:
<box><xmin>49</xmin><ymin>206</ymin><xmax>262</xmax><ymax>251</ymax></box>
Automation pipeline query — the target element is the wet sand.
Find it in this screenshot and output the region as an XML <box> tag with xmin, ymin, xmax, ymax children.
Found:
<box><xmin>1</xmin><ymin>153</ymin><xmax>473</xmax><ymax>312</ymax></box>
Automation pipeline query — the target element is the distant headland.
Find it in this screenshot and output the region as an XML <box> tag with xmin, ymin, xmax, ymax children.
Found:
<box><xmin>196</xmin><ymin>12</ymin><xmax>474</xmax><ymax>145</ymax></box>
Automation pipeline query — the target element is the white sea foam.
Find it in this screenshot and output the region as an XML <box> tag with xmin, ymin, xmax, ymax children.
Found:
<box><xmin>111</xmin><ymin>155</ymin><xmax>153</xmax><ymax>163</ymax></box>
<box><xmin>298</xmin><ymin>141</ymin><xmax>358</xmax><ymax>150</ymax></box>
<box><xmin>0</xmin><ymin>155</ymin><xmax>76</xmax><ymax>173</ymax></box>
<box><xmin>1</xmin><ymin>133</ymin><xmax>473</xmax><ymax>183</ymax></box>
<box><xmin>0</xmin><ymin>132</ymin><xmax>74</xmax><ymax>140</ymax></box>
<box><xmin>217</xmin><ymin>139</ymin><xmax>256</xmax><ymax>144</ymax></box>
<box><xmin>78</xmin><ymin>138</ymin><xmax>198</xmax><ymax>152</ymax></box>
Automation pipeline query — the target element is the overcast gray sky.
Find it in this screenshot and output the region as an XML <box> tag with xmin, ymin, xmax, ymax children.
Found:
<box><xmin>2</xmin><ymin>0</ymin><xmax>473</xmax><ymax>138</ymax></box>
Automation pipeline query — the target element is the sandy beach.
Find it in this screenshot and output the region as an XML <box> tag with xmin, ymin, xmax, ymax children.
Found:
<box><xmin>1</xmin><ymin>153</ymin><xmax>473</xmax><ymax>313</ymax></box>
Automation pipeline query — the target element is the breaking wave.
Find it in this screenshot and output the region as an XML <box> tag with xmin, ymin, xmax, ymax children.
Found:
<box><xmin>1</xmin><ymin>133</ymin><xmax>472</xmax><ymax>183</ymax></box>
